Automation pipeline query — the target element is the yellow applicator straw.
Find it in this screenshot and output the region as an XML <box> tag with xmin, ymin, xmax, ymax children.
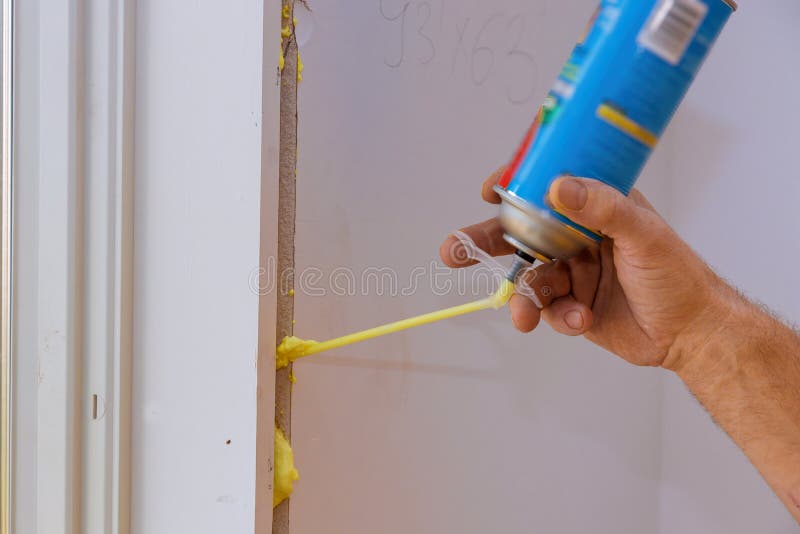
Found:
<box><xmin>277</xmin><ymin>278</ymin><xmax>516</xmax><ymax>369</ymax></box>
<box><xmin>276</xmin><ymin>249</ymin><xmax>534</xmax><ymax>369</ymax></box>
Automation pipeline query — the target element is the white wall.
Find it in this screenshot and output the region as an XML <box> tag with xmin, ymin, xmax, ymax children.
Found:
<box><xmin>291</xmin><ymin>1</ymin><xmax>665</xmax><ymax>533</ymax></box>
<box><xmin>132</xmin><ymin>1</ymin><xmax>270</xmax><ymax>533</ymax></box>
<box><xmin>658</xmin><ymin>1</ymin><xmax>800</xmax><ymax>532</ymax></box>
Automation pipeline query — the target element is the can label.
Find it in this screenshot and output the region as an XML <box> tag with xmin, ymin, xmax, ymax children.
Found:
<box><xmin>498</xmin><ymin>0</ymin><xmax>733</xmax><ymax>242</ymax></box>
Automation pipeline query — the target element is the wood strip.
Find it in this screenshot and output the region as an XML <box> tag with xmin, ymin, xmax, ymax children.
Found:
<box><xmin>273</xmin><ymin>1</ymin><xmax>298</xmax><ymax>532</ymax></box>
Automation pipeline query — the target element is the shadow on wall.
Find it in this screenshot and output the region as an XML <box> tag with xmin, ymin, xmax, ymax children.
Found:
<box><xmin>666</xmin><ymin>103</ymin><xmax>736</xmax><ymax>225</ymax></box>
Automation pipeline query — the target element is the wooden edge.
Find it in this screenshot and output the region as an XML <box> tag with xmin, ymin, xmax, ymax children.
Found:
<box><xmin>271</xmin><ymin>1</ymin><xmax>298</xmax><ymax>533</ymax></box>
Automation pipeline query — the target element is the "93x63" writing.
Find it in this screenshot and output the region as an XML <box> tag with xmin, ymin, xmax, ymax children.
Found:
<box><xmin>378</xmin><ymin>0</ymin><xmax>547</xmax><ymax>105</ymax></box>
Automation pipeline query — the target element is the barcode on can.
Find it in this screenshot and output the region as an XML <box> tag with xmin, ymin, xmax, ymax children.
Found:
<box><xmin>638</xmin><ymin>0</ymin><xmax>708</xmax><ymax>65</ymax></box>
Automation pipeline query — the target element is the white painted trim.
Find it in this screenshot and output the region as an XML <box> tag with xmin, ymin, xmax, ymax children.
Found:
<box><xmin>13</xmin><ymin>0</ymin><xmax>136</xmax><ymax>533</ymax></box>
<box><xmin>81</xmin><ymin>1</ymin><xmax>135</xmax><ymax>534</ymax></box>
<box><xmin>36</xmin><ymin>0</ymin><xmax>83</xmax><ymax>532</ymax></box>
<box><xmin>110</xmin><ymin>2</ymin><xmax>135</xmax><ymax>531</ymax></box>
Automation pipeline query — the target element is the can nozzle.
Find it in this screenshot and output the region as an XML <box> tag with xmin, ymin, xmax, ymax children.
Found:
<box><xmin>507</xmin><ymin>250</ymin><xmax>535</xmax><ymax>283</ymax></box>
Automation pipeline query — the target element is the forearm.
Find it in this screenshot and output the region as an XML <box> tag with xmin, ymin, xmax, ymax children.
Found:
<box><xmin>669</xmin><ymin>286</ymin><xmax>800</xmax><ymax>521</ymax></box>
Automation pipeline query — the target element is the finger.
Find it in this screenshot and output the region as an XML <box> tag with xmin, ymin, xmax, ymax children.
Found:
<box><xmin>629</xmin><ymin>188</ymin><xmax>657</xmax><ymax>213</ymax></box>
<box><xmin>509</xmin><ymin>294</ymin><xmax>541</xmax><ymax>333</ymax></box>
<box><xmin>515</xmin><ymin>260</ymin><xmax>572</xmax><ymax>308</ymax></box>
<box><xmin>439</xmin><ymin>218</ymin><xmax>516</xmax><ymax>268</ymax></box>
<box><xmin>481</xmin><ymin>167</ymin><xmax>507</xmax><ymax>204</ymax></box>
<box><xmin>548</xmin><ymin>177</ymin><xmax>661</xmax><ymax>250</ymax></box>
<box><xmin>542</xmin><ymin>296</ymin><xmax>594</xmax><ymax>336</ymax></box>
<box><xmin>565</xmin><ymin>247</ymin><xmax>601</xmax><ymax>309</ymax></box>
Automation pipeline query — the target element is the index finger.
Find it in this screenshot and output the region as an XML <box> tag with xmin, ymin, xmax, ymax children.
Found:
<box><xmin>481</xmin><ymin>167</ymin><xmax>507</xmax><ymax>204</ymax></box>
<box><xmin>439</xmin><ymin>217</ymin><xmax>515</xmax><ymax>268</ymax></box>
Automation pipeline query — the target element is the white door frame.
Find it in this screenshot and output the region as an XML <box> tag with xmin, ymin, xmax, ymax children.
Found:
<box><xmin>11</xmin><ymin>1</ymin><xmax>136</xmax><ymax>533</ymax></box>
<box><xmin>9</xmin><ymin>1</ymin><xmax>284</xmax><ymax>532</ymax></box>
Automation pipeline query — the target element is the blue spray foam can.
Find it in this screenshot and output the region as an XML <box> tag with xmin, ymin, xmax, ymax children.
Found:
<box><xmin>496</xmin><ymin>0</ymin><xmax>735</xmax><ymax>265</ymax></box>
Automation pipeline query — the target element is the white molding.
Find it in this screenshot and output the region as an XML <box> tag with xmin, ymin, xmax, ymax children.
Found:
<box><xmin>82</xmin><ymin>1</ymin><xmax>135</xmax><ymax>534</ymax></box>
<box><xmin>15</xmin><ymin>0</ymin><xmax>136</xmax><ymax>533</ymax></box>
<box><xmin>36</xmin><ymin>0</ymin><xmax>83</xmax><ymax>532</ymax></box>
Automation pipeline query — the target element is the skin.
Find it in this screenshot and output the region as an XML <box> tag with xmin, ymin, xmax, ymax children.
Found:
<box><xmin>440</xmin><ymin>169</ymin><xmax>800</xmax><ymax>522</ymax></box>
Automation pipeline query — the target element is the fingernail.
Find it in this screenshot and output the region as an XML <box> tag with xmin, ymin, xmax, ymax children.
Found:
<box><xmin>511</xmin><ymin>308</ymin><xmax>522</xmax><ymax>331</ymax></box>
<box><xmin>565</xmin><ymin>310</ymin><xmax>584</xmax><ymax>331</ymax></box>
<box><xmin>509</xmin><ymin>297</ymin><xmax>523</xmax><ymax>331</ymax></box>
<box><xmin>553</xmin><ymin>178</ymin><xmax>588</xmax><ymax>211</ymax></box>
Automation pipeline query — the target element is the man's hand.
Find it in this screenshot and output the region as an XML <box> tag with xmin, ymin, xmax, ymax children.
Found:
<box><xmin>439</xmin><ymin>169</ymin><xmax>731</xmax><ymax>370</ymax></box>
<box><xmin>440</xmin><ymin>168</ymin><xmax>800</xmax><ymax>523</ymax></box>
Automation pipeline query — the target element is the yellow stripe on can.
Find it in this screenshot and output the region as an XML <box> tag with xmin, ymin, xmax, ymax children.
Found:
<box><xmin>596</xmin><ymin>104</ymin><xmax>659</xmax><ymax>148</ymax></box>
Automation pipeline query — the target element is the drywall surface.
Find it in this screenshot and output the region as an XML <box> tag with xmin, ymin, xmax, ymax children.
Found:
<box><xmin>291</xmin><ymin>1</ymin><xmax>667</xmax><ymax>533</ymax></box>
<box><xmin>132</xmin><ymin>1</ymin><xmax>267</xmax><ymax>532</ymax></box>
<box><xmin>657</xmin><ymin>1</ymin><xmax>800</xmax><ymax>532</ymax></box>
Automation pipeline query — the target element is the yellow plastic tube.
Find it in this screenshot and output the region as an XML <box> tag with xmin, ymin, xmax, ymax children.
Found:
<box><xmin>276</xmin><ymin>279</ymin><xmax>515</xmax><ymax>369</ymax></box>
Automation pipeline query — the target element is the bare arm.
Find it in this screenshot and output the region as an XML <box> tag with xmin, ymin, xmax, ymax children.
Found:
<box><xmin>669</xmin><ymin>288</ymin><xmax>800</xmax><ymax>520</ymax></box>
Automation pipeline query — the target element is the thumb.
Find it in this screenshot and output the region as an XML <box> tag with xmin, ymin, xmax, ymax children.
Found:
<box><xmin>549</xmin><ymin>177</ymin><xmax>652</xmax><ymax>246</ymax></box>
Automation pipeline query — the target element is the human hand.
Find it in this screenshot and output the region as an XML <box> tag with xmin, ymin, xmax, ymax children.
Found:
<box><xmin>440</xmin><ymin>169</ymin><xmax>735</xmax><ymax>369</ymax></box>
